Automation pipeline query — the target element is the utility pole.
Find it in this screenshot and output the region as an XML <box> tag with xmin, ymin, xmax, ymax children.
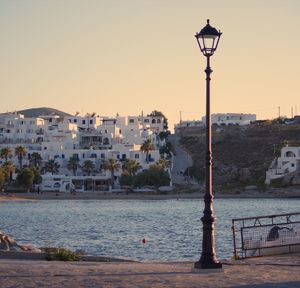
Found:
<box><xmin>278</xmin><ymin>106</ymin><xmax>281</xmax><ymax>118</ymax></box>
<box><xmin>291</xmin><ymin>107</ymin><xmax>294</xmax><ymax>118</ymax></box>
<box><xmin>179</xmin><ymin>111</ymin><xmax>182</xmax><ymax>128</ymax></box>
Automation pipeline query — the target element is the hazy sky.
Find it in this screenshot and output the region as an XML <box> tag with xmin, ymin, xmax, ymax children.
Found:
<box><xmin>1</xmin><ymin>0</ymin><xmax>300</xmax><ymax>129</ymax></box>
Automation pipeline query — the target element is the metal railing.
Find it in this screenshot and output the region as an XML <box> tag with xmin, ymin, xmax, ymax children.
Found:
<box><xmin>232</xmin><ymin>212</ymin><xmax>300</xmax><ymax>259</ymax></box>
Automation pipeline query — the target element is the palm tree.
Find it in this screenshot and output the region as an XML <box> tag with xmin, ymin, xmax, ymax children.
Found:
<box><xmin>15</xmin><ymin>145</ymin><xmax>27</xmax><ymax>170</ymax></box>
<box><xmin>2</xmin><ymin>161</ymin><xmax>16</xmax><ymax>183</ymax></box>
<box><xmin>156</xmin><ymin>157</ymin><xmax>170</xmax><ymax>169</ymax></box>
<box><xmin>103</xmin><ymin>158</ymin><xmax>120</xmax><ymax>186</ymax></box>
<box><xmin>29</xmin><ymin>152</ymin><xmax>42</xmax><ymax>169</ymax></box>
<box><xmin>0</xmin><ymin>147</ymin><xmax>13</xmax><ymax>162</ymax></box>
<box><xmin>82</xmin><ymin>160</ymin><xmax>95</xmax><ymax>176</ymax></box>
<box><xmin>67</xmin><ymin>154</ymin><xmax>80</xmax><ymax>176</ymax></box>
<box><xmin>122</xmin><ymin>159</ymin><xmax>141</xmax><ymax>176</ymax></box>
<box><xmin>140</xmin><ymin>139</ymin><xmax>155</xmax><ymax>163</ymax></box>
<box><xmin>44</xmin><ymin>159</ymin><xmax>60</xmax><ymax>175</ymax></box>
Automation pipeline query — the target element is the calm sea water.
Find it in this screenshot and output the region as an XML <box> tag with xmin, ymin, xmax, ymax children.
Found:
<box><xmin>0</xmin><ymin>198</ymin><xmax>299</xmax><ymax>261</ymax></box>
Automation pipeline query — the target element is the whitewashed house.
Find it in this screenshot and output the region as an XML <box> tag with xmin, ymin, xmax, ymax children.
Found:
<box><xmin>202</xmin><ymin>113</ymin><xmax>256</xmax><ymax>126</ymax></box>
<box><xmin>265</xmin><ymin>146</ymin><xmax>300</xmax><ymax>185</ymax></box>
<box><xmin>174</xmin><ymin>120</ymin><xmax>203</xmax><ymax>132</ymax></box>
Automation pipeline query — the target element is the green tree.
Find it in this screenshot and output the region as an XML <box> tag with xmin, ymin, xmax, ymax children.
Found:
<box><xmin>15</xmin><ymin>145</ymin><xmax>27</xmax><ymax>170</ymax></box>
<box><xmin>17</xmin><ymin>168</ymin><xmax>34</xmax><ymax>191</ymax></box>
<box><xmin>67</xmin><ymin>154</ymin><xmax>80</xmax><ymax>176</ymax></box>
<box><xmin>82</xmin><ymin>160</ymin><xmax>95</xmax><ymax>176</ymax></box>
<box><xmin>158</xmin><ymin>131</ymin><xmax>170</xmax><ymax>140</ymax></box>
<box><xmin>29</xmin><ymin>152</ymin><xmax>42</xmax><ymax>169</ymax></box>
<box><xmin>133</xmin><ymin>164</ymin><xmax>170</xmax><ymax>189</ymax></box>
<box><xmin>2</xmin><ymin>161</ymin><xmax>16</xmax><ymax>183</ymax></box>
<box><xmin>103</xmin><ymin>158</ymin><xmax>120</xmax><ymax>186</ymax></box>
<box><xmin>133</xmin><ymin>171</ymin><xmax>148</xmax><ymax>188</ymax></box>
<box><xmin>122</xmin><ymin>159</ymin><xmax>141</xmax><ymax>176</ymax></box>
<box><xmin>140</xmin><ymin>139</ymin><xmax>155</xmax><ymax>163</ymax></box>
<box><xmin>0</xmin><ymin>147</ymin><xmax>13</xmax><ymax>162</ymax></box>
<box><xmin>44</xmin><ymin>159</ymin><xmax>60</xmax><ymax>174</ymax></box>
<box><xmin>120</xmin><ymin>172</ymin><xmax>134</xmax><ymax>187</ymax></box>
<box><xmin>0</xmin><ymin>167</ymin><xmax>5</xmax><ymax>187</ymax></box>
<box><xmin>159</xmin><ymin>141</ymin><xmax>174</xmax><ymax>157</ymax></box>
<box><xmin>147</xmin><ymin>164</ymin><xmax>170</xmax><ymax>189</ymax></box>
<box><xmin>30</xmin><ymin>167</ymin><xmax>42</xmax><ymax>184</ymax></box>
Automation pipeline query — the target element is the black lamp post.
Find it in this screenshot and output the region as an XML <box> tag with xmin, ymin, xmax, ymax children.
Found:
<box><xmin>194</xmin><ymin>19</ymin><xmax>222</xmax><ymax>269</ymax></box>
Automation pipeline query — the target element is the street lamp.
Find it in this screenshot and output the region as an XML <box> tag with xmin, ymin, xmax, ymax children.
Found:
<box><xmin>194</xmin><ymin>19</ymin><xmax>222</xmax><ymax>269</ymax></box>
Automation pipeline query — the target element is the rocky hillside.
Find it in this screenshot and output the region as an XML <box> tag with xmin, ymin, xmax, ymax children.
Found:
<box><xmin>179</xmin><ymin>123</ymin><xmax>300</xmax><ymax>191</ymax></box>
<box><xmin>17</xmin><ymin>107</ymin><xmax>71</xmax><ymax>118</ymax></box>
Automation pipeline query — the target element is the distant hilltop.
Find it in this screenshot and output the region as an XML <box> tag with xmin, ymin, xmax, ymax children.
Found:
<box><xmin>16</xmin><ymin>107</ymin><xmax>72</xmax><ymax>118</ymax></box>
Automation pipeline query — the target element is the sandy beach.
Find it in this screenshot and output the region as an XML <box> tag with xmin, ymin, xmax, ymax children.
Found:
<box><xmin>0</xmin><ymin>253</ymin><xmax>299</xmax><ymax>287</ymax></box>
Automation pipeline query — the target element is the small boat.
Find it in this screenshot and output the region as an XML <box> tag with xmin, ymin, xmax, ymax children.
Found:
<box><xmin>243</xmin><ymin>226</ymin><xmax>300</xmax><ymax>257</ymax></box>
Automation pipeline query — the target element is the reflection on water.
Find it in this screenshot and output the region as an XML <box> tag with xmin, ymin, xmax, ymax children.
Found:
<box><xmin>0</xmin><ymin>198</ymin><xmax>299</xmax><ymax>261</ymax></box>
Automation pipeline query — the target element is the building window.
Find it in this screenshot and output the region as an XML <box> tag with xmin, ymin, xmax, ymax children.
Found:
<box><xmin>135</xmin><ymin>154</ymin><xmax>139</xmax><ymax>159</ymax></box>
<box><xmin>129</xmin><ymin>119</ymin><xmax>134</xmax><ymax>124</ymax></box>
<box><xmin>152</xmin><ymin>119</ymin><xmax>156</xmax><ymax>124</ymax></box>
<box><xmin>82</xmin><ymin>120</ymin><xmax>86</xmax><ymax>125</ymax></box>
<box><xmin>101</xmin><ymin>153</ymin><xmax>105</xmax><ymax>159</ymax></box>
<box><xmin>144</xmin><ymin>119</ymin><xmax>149</xmax><ymax>123</ymax></box>
<box><xmin>74</xmin><ymin>119</ymin><xmax>77</xmax><ymax>123</ymax></box>
<box><xmin>286</xmin><ymin>151</ymin><xmax>296</xmax><ymax>157</ymax></box>
<box><xmin>90</xmin><ymin>120</ymin><xmax>93</xmax><ymax>124</ymax></box>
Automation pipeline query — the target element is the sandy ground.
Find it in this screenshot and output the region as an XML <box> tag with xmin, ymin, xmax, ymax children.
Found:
<box><xmin>0</xmin><ymin>253</ymin><xmax>299</xmax><ymax>288</ymax></box>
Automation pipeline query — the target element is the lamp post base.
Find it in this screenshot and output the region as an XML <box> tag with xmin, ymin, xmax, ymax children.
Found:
<box><xmin>194</xmin><ymin>260</ymin><xmax>222</xmax><ymax>269</ymax></box>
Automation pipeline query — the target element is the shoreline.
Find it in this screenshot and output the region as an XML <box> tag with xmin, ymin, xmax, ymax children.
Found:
<box><xmin>1</xmin><ymin>187</ymin><xmax>300</xmax><ymax>201</ymax></box>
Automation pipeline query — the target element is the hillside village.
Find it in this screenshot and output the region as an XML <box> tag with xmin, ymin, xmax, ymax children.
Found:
<box><xmin>0</xmin><ymin>108</ymin><xmax>171</xmax><ymax>192</ymax></box>
<box><xmin>1</xmin><ymin>108</ymin><xmax>300</xmax><ymax>195</ymax></box>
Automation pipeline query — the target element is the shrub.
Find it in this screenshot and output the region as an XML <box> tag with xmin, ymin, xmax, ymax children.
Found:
<box><xmin>270</xmin><ymin>177</ymin><xmax>285</xmax><ymax>188</ymax></box>
<box><xmin>120</xmin><ymin>173</ymin><xmax>134</xmax><ymax>186</ymax></box>
<box><xmin>16</xmin><ymin>168</ymin><xmax>34</xmax><ymax>190</ymax></box>
<box><xmin>53</xmin><ymin>248</ymin><xmax>80</xmax><ymax>261</ymax></box>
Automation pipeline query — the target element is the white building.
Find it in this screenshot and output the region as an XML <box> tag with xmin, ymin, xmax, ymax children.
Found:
<box><xmin>0</xmin><ymin>111</ymin><xmax>167</xmax><ymax>192</ymax></box>
<box><xmin>65</xmin><ymin>113</ymin><xmax>102</xmax><ymax>130</ymax></box>
<box><xmin>0</xmin><ymin>113</ymin><xmax>45</xmax><ymax>144</ymax></box>
<box><xmin>265</xmin><ymin>146</ymin><xmax>300</xmax><ymax>185</ymax></box>
<box><xmin>174</xmin><ymin>120</ymin><xmax>203</xmax><ymax>132</ymax></box>
<box><xmin>202</xmin><ymin>113</ymin><xmax>256</xmax><ymax>126</ymax></box>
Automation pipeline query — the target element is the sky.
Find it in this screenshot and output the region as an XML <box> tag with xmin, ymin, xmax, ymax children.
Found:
<box><xmin>1</xmin><ymin>0</ymin><xmax>300</xmax><ymax>130</ymax></box>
